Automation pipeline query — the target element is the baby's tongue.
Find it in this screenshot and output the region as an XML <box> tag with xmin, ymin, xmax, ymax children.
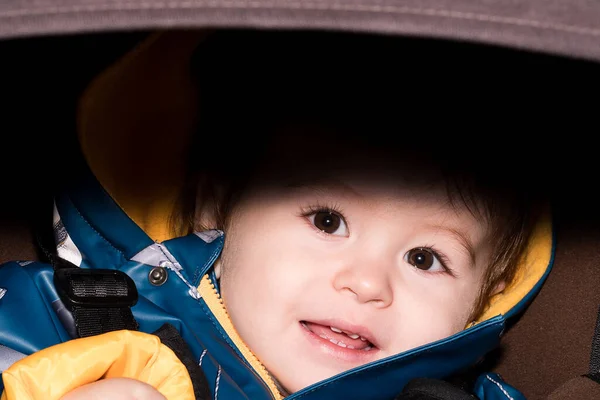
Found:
<box><xmin>303</xmin><ymin>321</ymin><xmax>371</xmax><ymax>350</ymax></box>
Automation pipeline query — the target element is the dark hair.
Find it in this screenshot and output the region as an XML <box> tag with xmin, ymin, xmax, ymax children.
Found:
<box><xmin>171</xmin><ymin>29</ymin><xmax>546</xmax><ymax>319</ymax></box>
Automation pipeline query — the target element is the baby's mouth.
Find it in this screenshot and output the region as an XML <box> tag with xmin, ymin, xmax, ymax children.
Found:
<box><xmin>300</xmin><ymin>321</ymin><xmax>375</xmax><ymax>351</ymax></box>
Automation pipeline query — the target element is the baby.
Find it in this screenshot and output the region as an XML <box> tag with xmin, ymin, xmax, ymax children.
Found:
<box><xmin>61</xmin><ymin>122</ymin><xmax>539</xmax><ymax>398</ymax></box>
<box><xmin>0</xmin><ymin>30</ymin><xmax>549</xmax><ymax>400</ymax></box>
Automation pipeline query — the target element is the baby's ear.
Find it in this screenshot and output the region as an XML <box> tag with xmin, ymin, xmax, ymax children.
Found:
<box><xmin>491</xmin><ymin>280</ymin><xmax>506</xmax><ymax>296</ymax></box>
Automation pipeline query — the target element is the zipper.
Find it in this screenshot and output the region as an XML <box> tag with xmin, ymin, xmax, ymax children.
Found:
<box><xmin>198</xmin><ymin>274</ymin><xmax>283</xmax><ymax>400</ymax></box>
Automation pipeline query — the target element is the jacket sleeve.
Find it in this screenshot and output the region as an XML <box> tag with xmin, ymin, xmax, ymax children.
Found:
<box><xmin>473</xmin><ymin>372</ymin><xmax>527</xmax><ymax>400</ymax></box>
<box><xmin>1</xmin><ymin>329</ymin><xmax>196</xmax><ymax>400</ymax></box>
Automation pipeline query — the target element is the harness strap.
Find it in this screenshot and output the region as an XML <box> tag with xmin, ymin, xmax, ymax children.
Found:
<box><xmin>395</xmin><ymin>377</ymin><xmax>476</xmax><ymax>400</ymax></box>
<box><xmin>153</xmin><ymin>323</ymin><xmax>211</xmax><ymax>400</ymax></box>
<box><xmin>35</xmin><ymin>218</ymin><xmax>140</xmax><ymax>338</ymax></box>
<box><xmin>588</xmin><ymin>304</ymin><xmax>600</xmax><ymax>383</ymax></box>
<box><xmin>52</xmin><ymin>257</ymin><xmax>139</xmax><ymax>338</ymax></box>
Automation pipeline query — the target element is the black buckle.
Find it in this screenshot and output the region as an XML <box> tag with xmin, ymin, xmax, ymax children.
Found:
<box><xmin>54</xmin><ymin>268</ymin><xmax>138</xmax><ymax>309</ymax></box>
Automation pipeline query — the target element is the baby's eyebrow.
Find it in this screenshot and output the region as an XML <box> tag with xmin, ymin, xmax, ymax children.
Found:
<box><xmin>425</xmin><ymin>224</ymin><xmax>477</xmax><ymax>266</ymax></box>
<box><xmin>285</xmin><ymin>176</ymin><xmax>363</xmax><ymax>198</ymax></box>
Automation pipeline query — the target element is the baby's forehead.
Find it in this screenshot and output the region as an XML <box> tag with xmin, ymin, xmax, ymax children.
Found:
<box><xmin>266</xmin><ymin>123</ymin><xmax>448</xmax><ymax>166</ymax></box>
<box><xmin>248</xmin><ymin>164</ymin><xmax>491</xmax><ymax>247</ymax></box>
<box><xmin>255</xmin><ymin>124</ymin><xmax>495</xmax><ymax>209</ymax></box>
<box><xmin>254</xmin><ymin>159</ymin><xmax>474</xmax><ymax>216</ymax></box>
<box><xmin>257</xmin><ymin>133</ymin><xmax>448</xmax><ymax>191</ymax></box>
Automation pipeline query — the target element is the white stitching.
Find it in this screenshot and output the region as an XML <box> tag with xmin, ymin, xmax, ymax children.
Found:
<box><xmin>155</xmin><ymin>245</ymin><xmax>202</xmax><ymax>299</ymax></box>
<box><xmin>214</xmin><ymin>365</ymin><xmax>222</xmax><ymax>400</ymax></box>
<box><xmin>1</xmin><ymin>1</ymin><xmax>600</xmax><ymax>37</ymax></box>
<box><xmin>198</xmin><ymin>349</ymin><xmax>208</xmax><ymax>367</ymax></box>
<box><xmin>486</xmin><ymin>374</ymin><xmax>514</xmax><ymax>400</ymax></box>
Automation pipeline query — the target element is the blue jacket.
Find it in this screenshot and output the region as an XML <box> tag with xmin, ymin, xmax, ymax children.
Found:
<box><xmin>0</xmin><ymin>29</ymin><xmax>555</xmax><ymax>399</ymax></box>
<box><xmin>0</xmin><ymin>156</ymin><xmax>555</xmax><ymax>399</ymax></box>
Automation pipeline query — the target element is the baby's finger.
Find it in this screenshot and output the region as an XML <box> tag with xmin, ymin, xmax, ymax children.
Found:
<box><xmin>60</xmin><ymin>377</ymin><xmax>167</xmax><ymax>400</ymax></box>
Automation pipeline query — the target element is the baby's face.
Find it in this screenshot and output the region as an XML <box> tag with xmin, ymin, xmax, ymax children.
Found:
<box><xmin>217</xmin><ymin>135</ymin><xmax>494</xmax><ymax>393</ymax></box>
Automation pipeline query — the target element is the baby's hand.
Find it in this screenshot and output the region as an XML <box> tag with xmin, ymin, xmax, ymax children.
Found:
<box><xmin>60</xmin><ymin>377</ymin><xmax>166</xmax><ymax>400</ymax></box>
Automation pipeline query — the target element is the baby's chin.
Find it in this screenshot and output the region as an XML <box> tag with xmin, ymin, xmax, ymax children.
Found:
<box><xmin>272</xmin><ymin>374</ymin><xmax>318</xmax><ymax>396</ymax></box>
<box><xmin>272</xmin><ymin>376</ymin><xmax>293</xmax><ymax>397</ymax></box>
<box><xmin>268</xmin><ymin>364</ymin><xmax>336</xmax><ymax>395</ymax></box>
<box><xmin>269</xmin><ymin>359</ymin><xmax>372</xmax><ymax>395</ymax></box>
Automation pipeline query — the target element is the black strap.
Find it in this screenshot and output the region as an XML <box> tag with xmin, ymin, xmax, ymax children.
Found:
<box><xmin>395</xmin><ymin>378</ymin><xmax>477</xmax><ymax>400</ymax></box>
<box><xmin>153</xmin><ymin>324</ymin><xmax>212</xmax><ymax>400</ymax></box>
<box><xmin>52</xmin><ymin>257</ymin><xmax>139</xmax><ymax>337</ymax></box>
<box><xmin>588</xmin><ymin>304</ymin><xmax>600</xmax><ymax>383</ymax></box>
<box><xmin>33</xmin><ymin>204</ymin><xmax>140</xmax><ymax>338</ymax></box>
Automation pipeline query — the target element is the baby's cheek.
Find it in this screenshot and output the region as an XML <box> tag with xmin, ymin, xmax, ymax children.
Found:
<box><xmin>392</xmin><ymin>291</ymin><xmax>469</xmax><ymax>345</ymax></box>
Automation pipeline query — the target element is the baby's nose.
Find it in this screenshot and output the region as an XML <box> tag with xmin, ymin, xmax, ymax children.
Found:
<box><xmin>333</xmin><ymin>265</ymin><xmax>393</xmax><ymax>308</ymax></box>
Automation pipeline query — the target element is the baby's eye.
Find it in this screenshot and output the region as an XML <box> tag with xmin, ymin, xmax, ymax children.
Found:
<box><xmin>404</xmin><ymin>248</ymin><xmax>445</xmax><ymax>272</ymax></box>
<box><xmin>308</xmin><ymin>211</ymin><xmax>349</xmax><ymax>236</ymax></box>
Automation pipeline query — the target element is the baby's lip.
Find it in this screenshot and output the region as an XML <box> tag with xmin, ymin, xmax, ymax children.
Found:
<box><xmin>301</xmin><ymin>318</ymin><xmax>380</xmax><ymax>349</ymax></box>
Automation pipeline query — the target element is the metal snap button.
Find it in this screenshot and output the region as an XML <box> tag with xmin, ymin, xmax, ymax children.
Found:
<box><xmin>149</xmin><ymin>266</ymin><xmax>168</xmax><ymax>286</ymax></box>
